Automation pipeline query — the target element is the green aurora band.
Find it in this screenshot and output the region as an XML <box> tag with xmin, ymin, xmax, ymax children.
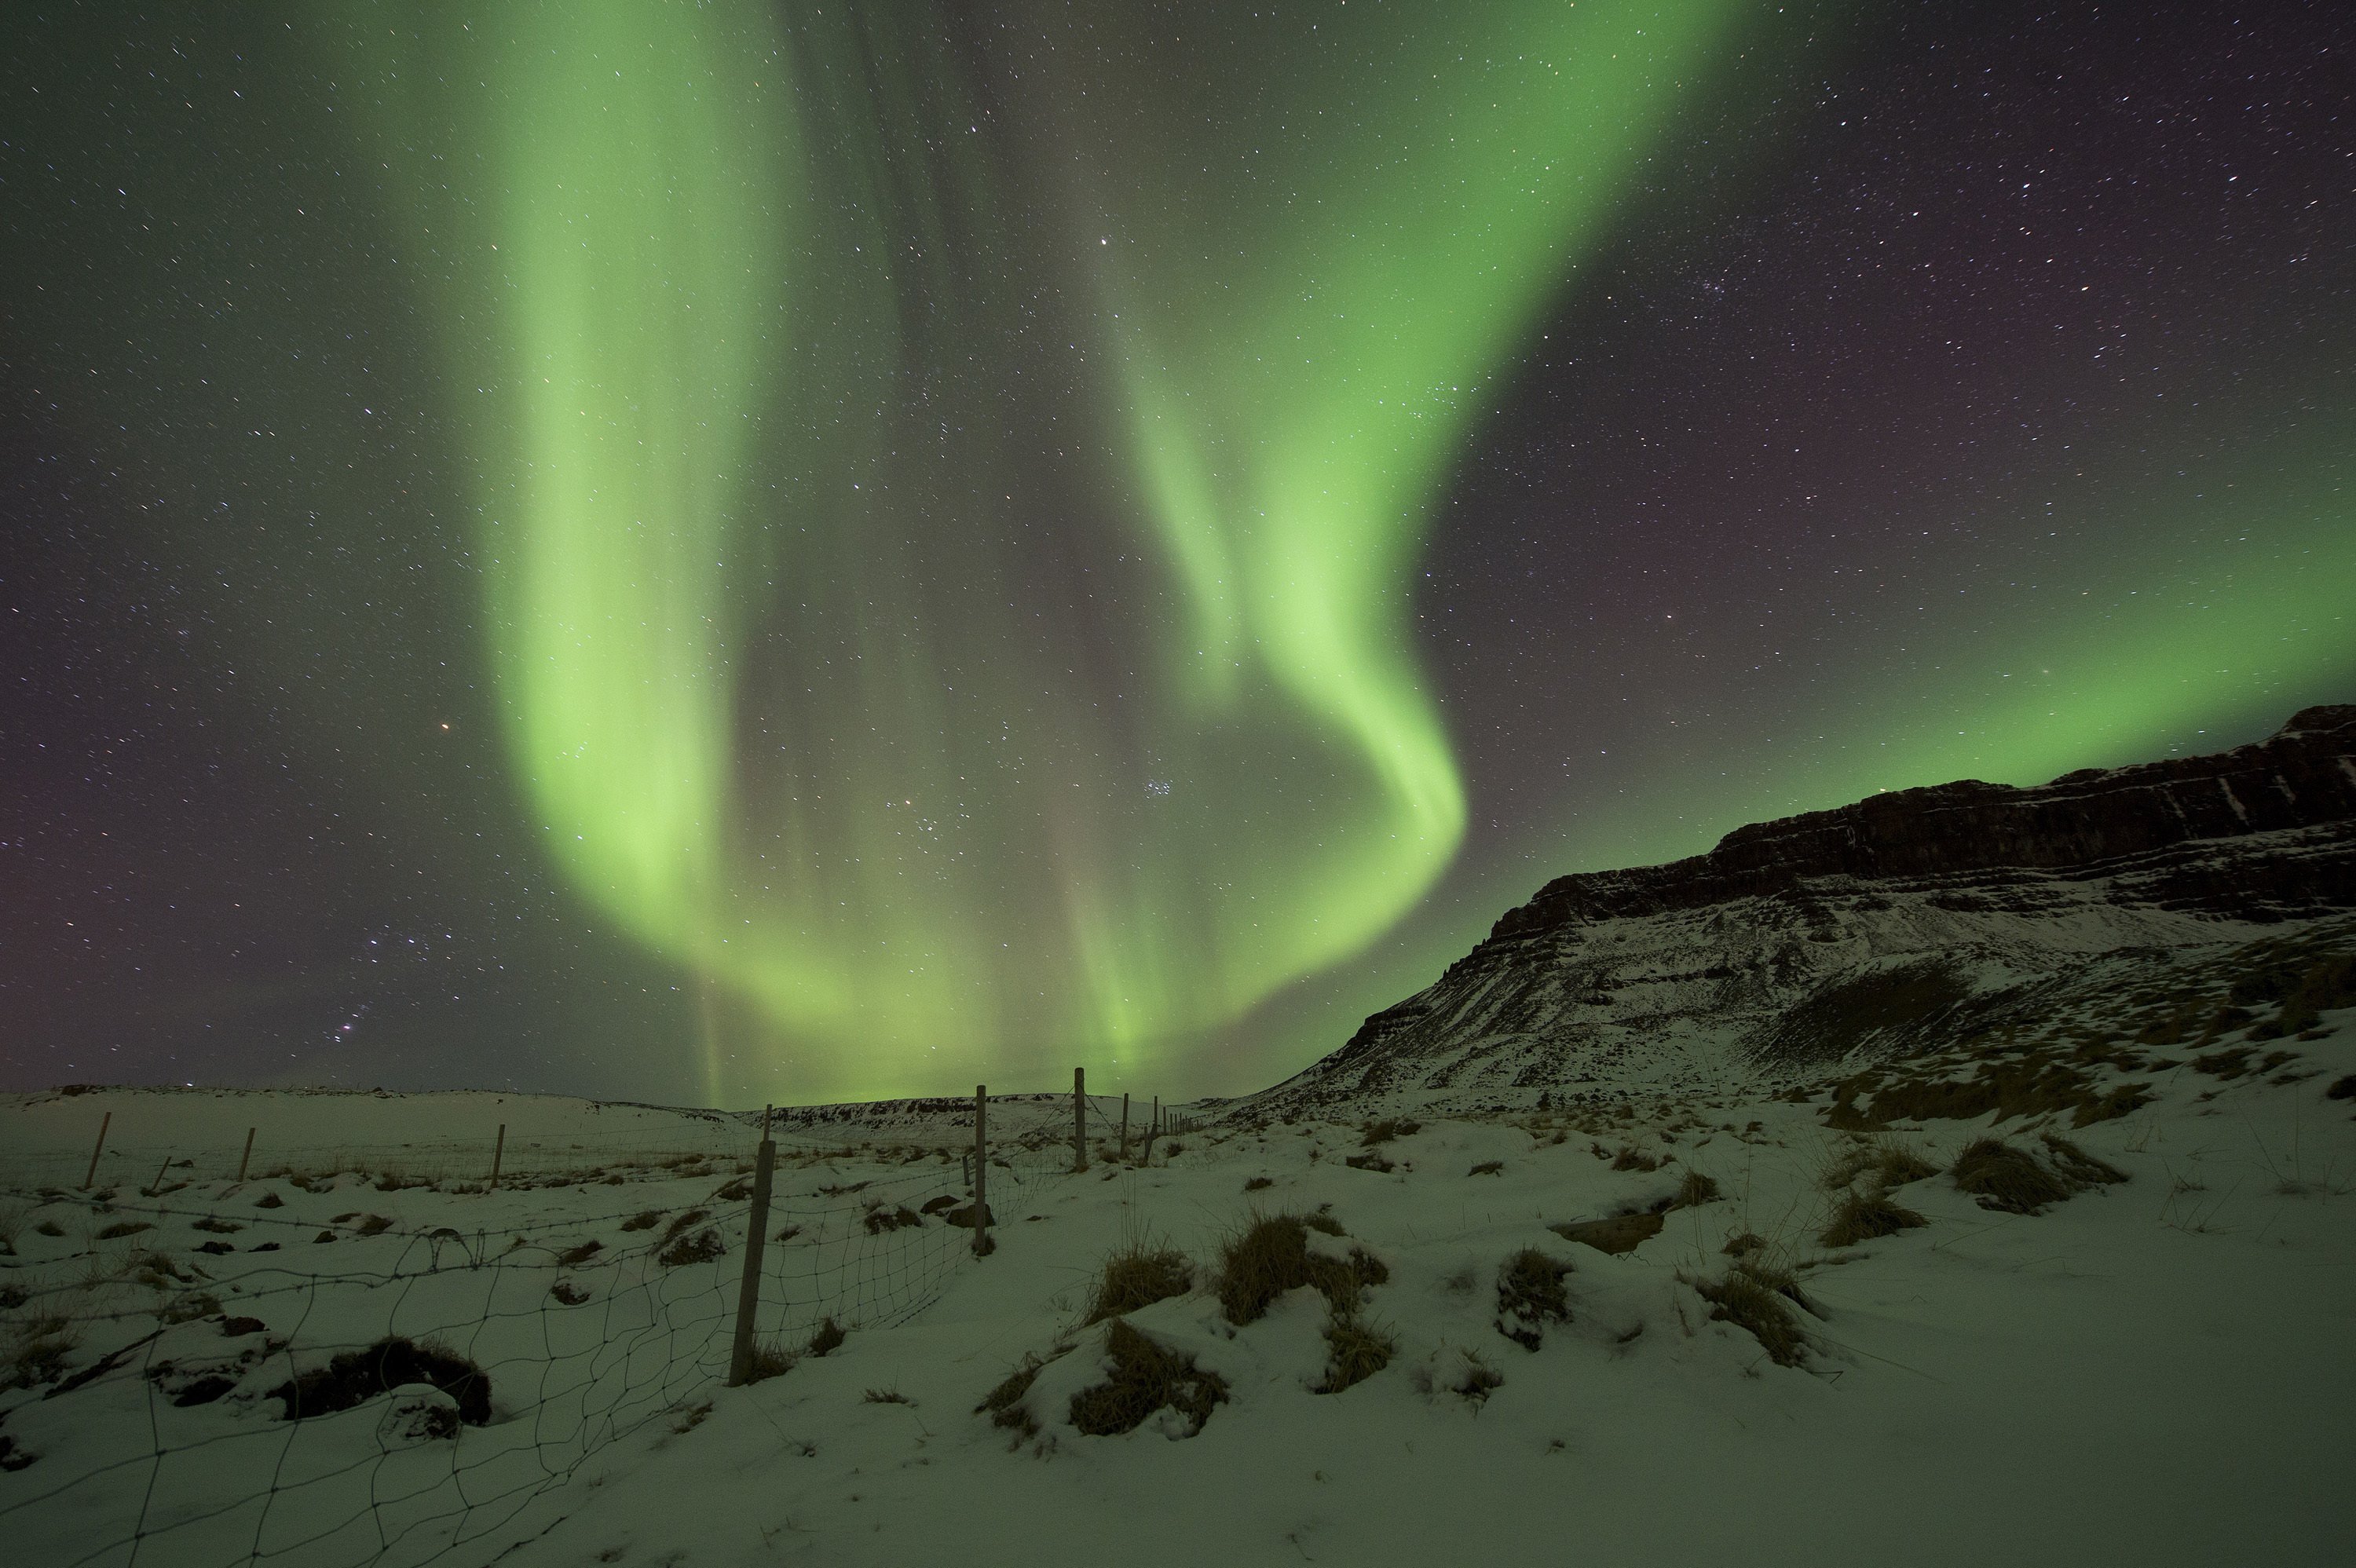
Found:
<box><xmin>364</xmin><ymin>2</ymin><xmax>1749</xmax><ymax>1100</ymax></box>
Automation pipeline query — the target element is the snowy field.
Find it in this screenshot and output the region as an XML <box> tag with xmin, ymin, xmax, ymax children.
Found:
<box><xmin>3</xmin><ymin>1019</ymin><xmax>2353</xmax><ymax>1568</ymax></box>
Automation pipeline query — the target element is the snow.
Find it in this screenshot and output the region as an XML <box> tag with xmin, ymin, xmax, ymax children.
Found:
<box><xmin>4</xmin><ymin>1018</ymin><xmax>2353</xmax><ymax>1566</ymax></box>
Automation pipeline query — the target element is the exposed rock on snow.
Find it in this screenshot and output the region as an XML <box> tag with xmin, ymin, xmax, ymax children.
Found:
<box><xmin>1260</xmin><ymin>706</ymin><xmax>2356</xmax><ymax>1113</ymax></box>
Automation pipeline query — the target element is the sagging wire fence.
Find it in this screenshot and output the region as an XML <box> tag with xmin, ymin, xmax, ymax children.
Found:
<box><xmin>0</xmin><ymin>1091</ymin><xmax>1123</xmax><ymax>1568</ymax></box>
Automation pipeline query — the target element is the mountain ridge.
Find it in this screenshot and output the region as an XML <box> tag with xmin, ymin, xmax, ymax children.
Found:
<box><xmin>1249</xmin><ymin>705</ymin><xmax>2356</xmax><ymax>1114</ymax></box>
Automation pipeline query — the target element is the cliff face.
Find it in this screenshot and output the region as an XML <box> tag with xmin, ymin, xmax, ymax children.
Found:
<box><xmin>1253</xmin><ymin>707</ymin><xmax>2356</xmax><ymax>1113</ymax></box>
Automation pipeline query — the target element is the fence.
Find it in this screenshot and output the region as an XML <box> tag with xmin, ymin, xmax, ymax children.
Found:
<box><xmin>0</xmin><ymin>1090</ymin><xmax>1136</xmax><ymax>1568</ymax></box>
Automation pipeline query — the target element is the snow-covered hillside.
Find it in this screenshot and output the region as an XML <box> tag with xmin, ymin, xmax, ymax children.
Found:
<box><xmin>5</xmin><ymin>1018</ymin><xmax>2354</xmax><ymax>1566</ymax></box>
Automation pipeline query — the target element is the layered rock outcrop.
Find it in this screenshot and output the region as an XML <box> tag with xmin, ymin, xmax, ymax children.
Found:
<box><xmin>1253</xmin><ymin>707</ymin><xmax>2356</xmax><ymax>1113</ymax></box>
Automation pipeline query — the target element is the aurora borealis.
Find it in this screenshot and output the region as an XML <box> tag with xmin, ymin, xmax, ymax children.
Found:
<box><xmin>5</xmin><ymin>4</ymin><xmax>2352</xmax><ymax>1104</ymax></box>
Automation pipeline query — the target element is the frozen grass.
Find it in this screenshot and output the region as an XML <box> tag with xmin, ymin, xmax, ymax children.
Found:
<box><xmin>1081</xmin><ymin>1240</ymin><xmax>1192</xmax><ymax>1326</ymax></box>
<box><xmin>1688</xmin><ymin>1257</ymin><xmax>1811</xmax><ymax>1367</ymax></box>
<box><xmin>1820</xmin><ymin>1189</ymin><xmax>1929</xmax><ymax>1248</ymax></box>
<box><xmin>1494</xmin><ymin>1248</ymin><xmax>1573</xmax><ymax>1351</ymax></box>
<box><xmin>1822</xmin><ymin>1134</ymin><xmax>1940</xmax><ymax>1192</ymax></box>
<box><xmin>1069</xmin><ymin>1321</ymin><xmax>1228</xmax><ymax>1438</ymax></box>
<box><xmin>1318</xmin><ymin>1318</ymin><xmax>1395</xmax><ymax>1394</ymax></box>
<box><xmin>1950</xmin><ymin>1138</ymin><xmax>2072</xmax><ymax>1215</ymax></box>
<box><xmin>1217</xmin><ymin>1213</ymin><xmax>1365</xmax><ymax>1324</ymax></box>
<box><xmin>1673</xmin><ymin>1169</ymin><xmax>1721</xmax><ymax>1207</ymax></box>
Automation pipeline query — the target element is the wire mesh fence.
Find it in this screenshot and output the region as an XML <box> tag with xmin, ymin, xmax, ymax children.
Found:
<box><xmin>0</xmin><ymin>1094</ymin><xmax>1092</xmax><ymax>1568</ymax></box>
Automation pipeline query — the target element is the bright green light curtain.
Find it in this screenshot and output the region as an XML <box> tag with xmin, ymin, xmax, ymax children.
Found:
<box><xmin>362</xmin><ymin>2</ymin><xmax>1748</xmax><ymax>1099</ymax></box>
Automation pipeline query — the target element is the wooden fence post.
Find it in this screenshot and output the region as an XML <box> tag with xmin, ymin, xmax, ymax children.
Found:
<box><xmin>727</xmin><ymin>1106</ymin><xmax>779</xmax><ymax>1387</ymax></box>
<box><xmin>1073</xmin><ymin>1067</ymin><xmax>1088</xmax><ymax>1173</ymax></box>
<box><xmin>145</xmin><ymin>1155</ymin><xmax>172</xmax><ymax>1198</ymax></box>
<box><xmin>236</xmin><ymin>1127</ymin><xmax>255</xmax><ymax>1184</ymax></box>
<box><xmin>1120</xmin><ymin>1093</ymin><xmax>1130</xmax><ymax>1164</ymax></box>
<box><xmin>972</xmin><ymin>1085</ymin><xmax>990</xmax><ymax>1256</ymax></box>
<box><xmin>82</xmin><ymin>1111</ymin><xmax>112</xmax><ymax>1190</ymax></box>
<box><xmin>1143</xmin><ymin>1097</ymin><xmax>1158</xmax><ymax>1165</ymax></box>
<box><xmin>488</xmin><ymin>1124</ymin><xmax>507</xmax><ymax>1193</ymax></box>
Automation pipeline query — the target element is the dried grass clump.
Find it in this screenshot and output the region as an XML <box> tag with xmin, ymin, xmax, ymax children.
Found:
<box><xmin>271</xmin><ymin>1337</ymin><xmax>491</xmax><ymax>1425</ymax></box>
<box><xmin>975</xmin><ymin>1348</ymin><xmax>1063</xmax><ymax>1437</ymax></box>
<box><xmin>94</xmin><ymin>1221</ymin><xmax>152</xmax><ymax>1241</ymax></box>
<box><xmin>1453</xmin><ymin>1352</ymin><xmax>1504</xmax><ymax>1406</ymax></box>
<box><xmin>1082</xmin><ymin>1242</ymin><xmax>1192</xmax><ymax>1326</ymax></box>
<box><xmin>1494</xmin><ymin>1248</ymin><xmax>1573</xmax><ymax>1351</ymax></box>
<box><xmin>1673</xmin><ymin>1169</ymin><xmax>1721</xmax><ymax>1208</ymax></box>
<box><xmin>1069</xmin><ymin>1320</ymin><xmax>1229</xmax><ymax>1437</ymax></box>
<box><xmin>1359</xmin><ymin>1118</ymin><xmax>1421</xmax><ymax>1147</ymax></box>
<box><xmin>1820</xmin><ymin>1190</ymin><xmax>1929</xmax><ymax>1248</ymax></box>
<box><xmin>1317</xmin><ymin>1318</ymin><xmax>1395</xmax><ymax>1394</ymax></box>
<box><xmin>805</xmin><ymin>1318</ymin><xmax>847</xmax><ymax>1358</ymax></box>
<box><xmin>1949</xmin><ymin>1138</ymin><xmax>2072</xmax><ymax>1215</ymax></box>
<box><xmin>1688</xmin><ymin>1259</ymin><xmax>1811</xmax><ymax>1367</ymax></box>
<box><xmin>739</xmin><ymin>1340</ymin><xmax>796</xmax><ymax>1385</ymax></box>
<box><xmin>1217</xmin><ymin>1214</ymin><xmax>1367</xmax><ymax>1324</ymax></box>
<box><xmin>656</xmin><ymin>1226</ymin><xmax>725</xmax><ymax>1267</ymax></box>
<box><xmin>554</xmin><ymin>1240</ymin><xmax>602</xmax><ymax>1267</ymax></box>
<box><xmin>2038</xmin><ymin>1132</ymin><xmax>2128</xmax><ymax>1187</ymax></box>
<box><xmin>1610</xmin><ymin>1146</ymin><xmax>1663</xmax><ymax>1172</ymax></box>
<box><xmin>5</xmin><ymin>1319</ymin><xmax>78</xmax><ymax>1391</ymax></box>
<box><xmin>619</xmin><ymin>1209</ymin><xmax>664</xmax><ymax>1233</ymax></box>
<box><xmin>1822</xmin><ymin>1135</ymin><xmax>1938</xmax><ymax>1191</ymax></box>
<box><xmin>1467</xmin><ymin>1160</ymin><xmax>1505</xmax><ymax>1178</ymax></box>
<box><xmin>1242</xmin><ymin>1175</ymin><xmax>1274</xmax><ymax>1192</ymax></box>
<box><xmin>862</xmin><ymin>1204</ymin><xmax>923</xmax><ymax>1235</ymax></box>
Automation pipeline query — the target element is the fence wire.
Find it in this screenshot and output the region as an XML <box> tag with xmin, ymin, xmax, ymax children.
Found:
<box><xmin>0</xmin><ymin>1099</ymin><xmax>1081</xmax><ymax>1568</ymax></box>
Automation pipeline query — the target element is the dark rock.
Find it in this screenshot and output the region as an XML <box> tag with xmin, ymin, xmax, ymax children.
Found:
<box><xmin>1256</xmin><ymin>707</ymin><xmax>2356</xmax><ymax>1111</ymax></box>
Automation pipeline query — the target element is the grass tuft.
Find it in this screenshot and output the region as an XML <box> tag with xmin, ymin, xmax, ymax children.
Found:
<box><xmin>1494</xmin><ymin>1248</ymin><xmax>1573</xmax><ymax>1351</ymax></box>
<box><xmin>1069</xmin><ymin>1320</ymin><xmax>1228</xmax><ymax>1438</ymax></box>
<box><xmin>1673</xmin><ymin>1169</ymin><xmax>1721</xmax><ymax>1208</ymax></box>
<box><xmin>1688</xmin><ymin>1259</ymin><xmax>1811</xmax><ymax>1367</ymax></box>
<box><xmin>1820</xmin><ymin>1189</ymin><xmax>1929</xmax><ymax>1248</ymax></box>
<box><xmin>1950</xmin><ymin>1138</ymin><xmax>2071</xmax><ymax>1215</ymax></box>
<box><xmin>1081</xmin><ymin>1242</ymin><xmax>1191</xmax><ymax>1326</ymax></box>
<box><xmin>1317</xmin><ymin>1318</ymin><xmax>1395</xmax><ymax>1394</ymax></box>
<box><xmin>805</xmin><ymin>1318</ymin><xmax>846</xmax><ymax>1358</ymax></box>
<box><xmin>739</xmin><ymin>1340</ymin><xmax>796</xmax><ymax>1385</ymax></box>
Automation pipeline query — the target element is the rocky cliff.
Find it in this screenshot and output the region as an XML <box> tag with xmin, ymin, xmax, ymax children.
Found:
<box><xmin>1252</xmin><ymin>706</ymin><xmax>2356</xmax><ymax>1113</ymax></box>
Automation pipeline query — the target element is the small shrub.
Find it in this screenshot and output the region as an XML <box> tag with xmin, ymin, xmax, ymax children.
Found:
<box><xmin>1823</xmin><ymin>1135</ymin><xmax>1939</xmax><ymax>1191</ymax></box>
<box><xmin>1242</xmin><ymin>1175</ymin><xmax>1274</xmax><ymax>1192</ymax></box>
<box><xmin>1820</xmin><ymin>1190</ymin><xmax>1929</xmax><ymax>1248</ymax></box>
<box><xmin>862</xmin><ymin>1205</ymin><xmax>923</xmax><ymax>1235</ymax></box>
<box><xmin>549</xmin><ymin>1281</ymin><xmax>591</xmax><ymax>1306</ymax></box>
<box><xmin>1610</xmin><ymin>1146</ymin><xmax>1662</xmax><ymax>1172</ymax></box>
<box><xmin>806</xmin><ymin>1318</ymin><xmax>846</xmax><ymax>1358</ymax></box>
<box><xmin>1494</xmin><ymin>1249</ymin><xmax>1572</xmax><ymax>1351</ymax></box>
<box><xmin>1468</xmin><ymin>1160</ymin><xmax>1505</xmax><ymax>1177</ymax></box>
<box><xmin>1343</xmin><ymin>1152</ymin><xmax>1394</xmax><ymax>1173</ymax></box>
<box><xmin>620</xmin><ymin>1210</ymin><xmax>664</xmax><ymax>1232</ymax></box>
<box><xmin>554</xmin><ymin>1240</ymin><xmax>602</xmax><ymax>1267</ymax></box>
<box><xmin>1081</xmin><ymin>1242</ymin><xmax>1192</xmax><ymax>1326</ymax></box>
<box><xmin>1722</xmin><ymin>1230</ymin><xmax>1765</xmax><ymax>1256</ymax></box>
<box><xmin>1318</xmin><ymin>1318</ymin><xmax>1394</xmax><ymax>1393</ymax></box>
<box><xmin>1069</xmin><ymin>1320</ymin><xmax>1228</xmax><ymax>1437</ymax></box>
<box><xmin>660</xmin><ymin>1209</ymin><xmax>710</xmax><ymax>1242</ymax></box>
<box><xmin>5</xmin><ymin>1321</ymin><xmax>78</xmax><ymax>1390</ymax></box>
<box><xmin>1673</xmin><ymin>1169</ymin><xmax>1721</xmax><ymax>1208</ymax></box>
<box><xmin>1950</xmin><ymin>1139</ymin><xmax>2070</xmax><ymax>1215</ymax></box>
<box><xmin>190</xmin><ymin>1216</ymin><xmax>241</xmax><ymax>1235</ymax></box>
<box><xmin>863</xmin><ymin>1387</ymin><xmax>913</xmax><ymax>1405</ymax></box>
<box><xmin>1359</xmin><ymin>1118</ymin><xmax>1421</xmax><ymax>1147</ymax></box>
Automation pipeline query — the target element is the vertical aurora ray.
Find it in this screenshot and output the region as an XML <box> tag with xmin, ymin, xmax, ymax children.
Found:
<box><xmin>359</xmin><ymin>2</ymin><xmax>1751</xmax><ymax>1100</ymax></box>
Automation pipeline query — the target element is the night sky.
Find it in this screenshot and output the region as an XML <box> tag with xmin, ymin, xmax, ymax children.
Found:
<box><xmin>4</xmin><ymin>3</ymin><xmax>2351</xmax><ymax>1106</ymax></box>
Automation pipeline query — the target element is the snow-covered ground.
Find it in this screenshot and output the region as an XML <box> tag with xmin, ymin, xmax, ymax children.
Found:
<box><xmin>4</xmin><ymin>1016</ymin><xmax>2353</xmax><ymax>1567</ymax></box>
